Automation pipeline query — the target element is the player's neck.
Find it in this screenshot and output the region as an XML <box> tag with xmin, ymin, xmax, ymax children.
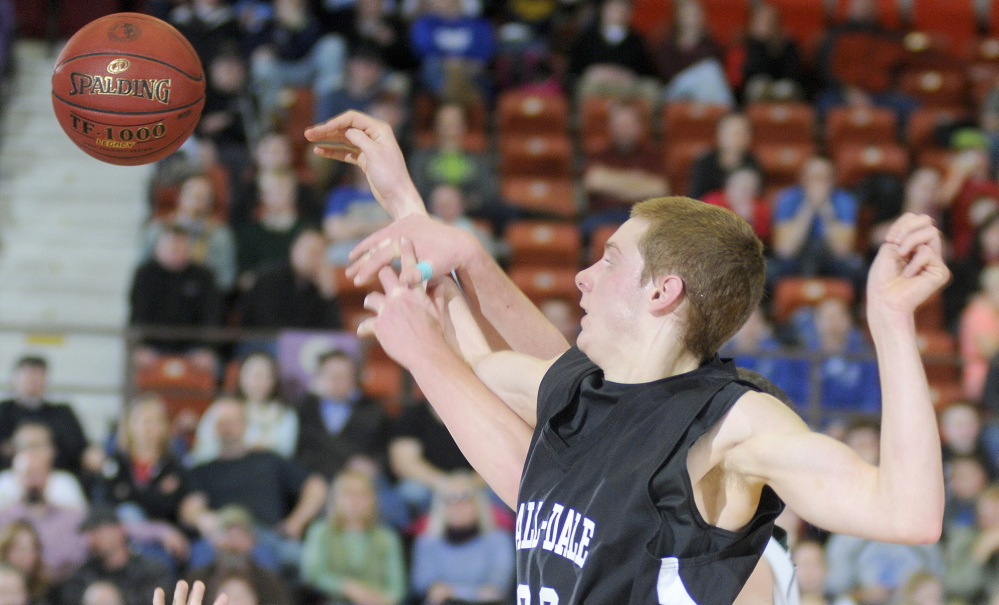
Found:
<box><xmin>600</xmin><ymin>341</ymin><xmax>701</xmax><ymax>384</ymax></box>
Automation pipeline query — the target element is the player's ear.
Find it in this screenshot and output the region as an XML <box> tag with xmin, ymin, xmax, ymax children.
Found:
<box><xmin>649</xmin><ymin>274</ymin><xmax>684</xmax><ymax>316</ymax></box>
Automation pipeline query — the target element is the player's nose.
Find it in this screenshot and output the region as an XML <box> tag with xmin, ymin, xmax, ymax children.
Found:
<box><xmin>576</xmin><ymin>267</ymin><xmax>592</xmax><ymax>293</ymax></box>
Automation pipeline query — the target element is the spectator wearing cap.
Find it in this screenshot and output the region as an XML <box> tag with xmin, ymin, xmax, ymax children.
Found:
<box><xmin>128</xmin><ymin>225</ymin><xmax>223</xmax><ymax>372</ymax></box>
<box><xmin>237</xmin><ymin>229</ymin><xmax>343</xmax><ymax>329</ymax></box>
<box><xmin>180</xmin><ymin>398</ymin><xmax>328</xmax><ymax>569</ymax></box>
<box><xmin>0</xmin><ymin>356</ymin><xmax>91</xmax><ymax>475</ymax></box>
<box><xmin>60</xmin><ymin>507</ymin><xmax>172</xmax><ymax>605</ymax></box>
<box><xmin>940</xmin><ymin>130</ymin><xmax>999</xmax><ymax>260</ymax></box>
<box><xmin>186</xmin><ymin>506</ymin><xmax>290</xmax><ymax>605</ymax></box>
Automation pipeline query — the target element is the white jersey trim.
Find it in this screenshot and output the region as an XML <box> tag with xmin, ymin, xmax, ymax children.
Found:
<box><xmin>657</xmin><ymin>557</ymin><xmax>699</xmax><ymax>605</ymax></box>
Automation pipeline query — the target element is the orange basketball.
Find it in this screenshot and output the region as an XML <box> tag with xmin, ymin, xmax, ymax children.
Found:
<box><xmin>51</xmin><ymin>13</ymin><xmax>205</xmax><ymax>166</ymax></box>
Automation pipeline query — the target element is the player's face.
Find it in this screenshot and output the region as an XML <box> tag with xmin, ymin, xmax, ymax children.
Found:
<box><xmin>575</xmin><ymin>218</ymin><xmax>651</xmax><ymax>357</ymax></box>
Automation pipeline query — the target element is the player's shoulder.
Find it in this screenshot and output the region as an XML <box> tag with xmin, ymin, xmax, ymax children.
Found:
<box><xmin>719</xmin><ymin>389</ymin><xmax>810</xmax><ymax>446</ymax></box>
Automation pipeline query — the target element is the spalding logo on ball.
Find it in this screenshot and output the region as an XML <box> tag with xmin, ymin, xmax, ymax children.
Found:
<box><xmin>51</xmin><ymin>13</ymin><xmax>205</xmax><ymax>166</ymax></box>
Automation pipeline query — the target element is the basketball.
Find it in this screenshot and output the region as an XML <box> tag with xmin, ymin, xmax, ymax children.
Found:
<box><xmin>51</xmin><ymin>13</ymin><xmax>205</xmax><ymax>166</ymax></box>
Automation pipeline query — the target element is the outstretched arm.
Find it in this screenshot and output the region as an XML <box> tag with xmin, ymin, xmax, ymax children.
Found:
<box><xmin>359</xmin><ymin>245</ymin><xmax>535</xmax><ymax>506</ymax></box>
<box><xmin>729</xmin><ymin>213</ymin><xmax>948</xmax><ymax>543</ymax></box>
<box><xmin>305</xmin><ymin>111</ymin><xmax>570</xmax><ymax>360</ymax></box>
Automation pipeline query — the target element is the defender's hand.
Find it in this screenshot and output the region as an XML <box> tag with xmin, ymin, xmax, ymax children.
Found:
<box><xmin>346</xmin><ymin>214</ymin><xmax>480</xmax><ymax>287</ymax></box>
<box><xmin>867</xmin><ymin>213</ymin><xmax>950</xmax><ymax>316</ymax></box>
<box><xmin>304</xmin><ymin>110</ymin><xmax>424</xmax><ymax>219</ymax></box>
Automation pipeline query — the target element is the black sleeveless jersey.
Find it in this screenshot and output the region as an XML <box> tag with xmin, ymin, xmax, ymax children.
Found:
<box><xmin>514</xmin><ymin>347</ymin><xmax>784</xmax><ymax>605</ymax></box>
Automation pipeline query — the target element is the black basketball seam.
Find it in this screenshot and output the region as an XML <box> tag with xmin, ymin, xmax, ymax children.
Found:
<box><xmin>116</xmin><ymin>13</ymin><xmax>203</xmax><ymax>63</ymax></box>
<box><xmin>56</xmin><ymin>12</ymin><xmax>202</xmax><ymax>76</ymax></box>
<box><xmin>51</xmin><ymin>93</ymin><xmax>205</xmax><ymax>116</ymax></box>
<box><xmin>55</xmin><ymin>51</ymin><xmax>204</xmax><ymax>81</ymax></box>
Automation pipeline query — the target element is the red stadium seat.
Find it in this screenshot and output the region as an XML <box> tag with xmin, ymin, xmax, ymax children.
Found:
<box><xmin>898</xmin><ymin>67</ymin><xmax>968</xmax><ymax>109</ymax></box>
<box><xmin>662</xmin><ymin>102</ymin><xmax>729</xmax><ymax>146</ymax></box>
<box><xmin>361</xmin><ymin>347</ymin><xmax>403</xmax><ymax>414</ymax></box>
<box><xmin>907</xmin><ymin>107</ymin><xmax>966</xmax><ymax>151</ymax></box>
<box><xmin>664</xmin><ymin>139</ymin><xmax>713</xmax><ymax>197</ymax></box>
<box><xmin>509</xmin><ymin>267</ymin><xmax>581</xmax><ymax>306</ymax></box>
<box><xmin>498</xmin><ymin>91</ymin><xmax>570</xmax><ymax>135</ymax></box>
<box><xmin>506</xmin><ymin>221</ymin><xmax>582</xmax><ymax>269</ymax></box>
<box><xmin>772</xmin><ymin>277</ymin><xmax>854</xmax><ymax>322</ymax></box>
<box><xmin>501</xmin><ymin>177</ymin><xmax>578</xmax><ymax>217</ymax></box>
<box><xmin>134</xmin><ymin>356</ymin><xmax>216</xmax><ymax>419</ymax></box>
<box><xmin>833</xmin><ymin>0</ymin><xmax>903</xmax><ymax>29</ymax></box>
<box><xmin>916</xmin><ymin>148</ymin><xmax>955</xmax><ymax>173</ymax></box>
<box><xmin>702</xmin><ymin>0</ymin><xmax>751</xmax><ymax>47</ymax></box>
<box><xmin>746</xmin><ymin>102</ymin><xmax>815</xmax><ymax>145</ymax></box>
<box><xmin>928</xmin><ymin>377</ymin><xmax>964</xmax><ymax>409</ymax></box>
<box><xmin>911</xmin><ymin>0</ymin><xmax>979</xmax><ymax>56</ymax></box>
<box><xmin>767</xmin><ymin>0</ymin><xmax>827</xmax><ymax>48</ymax></box>
<box><xmin>825</xmin><ymin>106</ymin><xmax>897</xmax><ymax>148</ymax></box>
<box><xmin>631</xmin><ymin>0</ymin><xmax>673</xmax><ymax>45</ymax></box>
<box><xmin>753</xmin><ymin>142</ymin><xmax>816</xmax><ymax>189</ymax></box>
<box><xmin>833</xmin><ymin>143</ymin><xmax>909</xmax><ymax>187</ymax></box>
<box><xmin>499</xmin><ymin>135</ymin><xmax>573</xmax><ymax>178</ymax></box>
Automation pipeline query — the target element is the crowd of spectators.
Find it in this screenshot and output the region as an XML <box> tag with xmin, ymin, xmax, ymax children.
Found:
<box><xmin>14</xmin><ymin>0</ymin><xmax>999</xmax><ymax>602</ymax></box>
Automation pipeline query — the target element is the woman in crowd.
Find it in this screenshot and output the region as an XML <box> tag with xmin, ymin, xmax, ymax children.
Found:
<box><xmin>410</xmin><ymin>472</ymin><xmax>514</xmax><ymax>605</ymax></box>
<box><xmin>301</xmin><ymin>470</ymin><xmax>405</xmax><ymax>605</ymax></box>
<box><xmin>93</xmin><ymin>395</ymin><xmax>187</xmax><ymax>525</ymax></box>
<box><xmin>732</xmin><ymin>1</ymin><xmax>803</xmax><ymax>102</ymax></box>
<box><xmin>192</xmin><ymin>352</ymin><xmax>298</xmax><ymax>463</ymax></box>
<box><xmin>142</xmin><ymin>174</ymin><xmax>237</xmax><ymax>293</ymax></box>
<box><xmin>0</xmin><ymin>523</ymin><xmax>48</xmax><ymax>605</ymax></box>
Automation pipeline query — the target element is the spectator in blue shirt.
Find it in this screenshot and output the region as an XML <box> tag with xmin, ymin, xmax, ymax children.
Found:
<box><xmin>798</xmin><ymin>298</ymin><xmax>881</xmax><ymax>413</ymax></box>
<box><xmin>769</xmin><ymin>156</ymin><xmax>865</xmax><ymax>291</ymax></box>
<box><xmin>410</xmin><ymin>472</ymin><xmax>514</xmax><ymax>604</ymax></box>
<box><xmin>322</xmin><ymin>166</ymin><xmax>391</xmax><ymax>266</ymax></box>
<box><xmin>720</xmin><ymin>307</ymin><xmax>809</xmax><ymax>408</ymax></box>
<box><xmin>410</xmin><ymin>0</ymin><xmax>495</xmax><ymax>98</ymax></box>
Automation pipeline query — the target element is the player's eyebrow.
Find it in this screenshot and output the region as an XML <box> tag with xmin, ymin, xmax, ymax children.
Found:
<box><xmin>605</xmin><ymin>242</ymin><xmax>621</xmax><ymax>255</ymax></box>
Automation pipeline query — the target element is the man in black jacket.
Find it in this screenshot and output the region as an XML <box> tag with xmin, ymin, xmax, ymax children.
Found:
<box><xmin>238</xmin><ymin>229</ymin><xmax>343</xmax><ymax>329</ymax></box>
<box><xmin>294</xmin><ymin>350</ymin><xmax>388</xmax><ymax>480</ymax></box>
<box><xmin>0</xmin><ymin>356</ymin><xmax>90</xmax><ymax>475</ymax></box>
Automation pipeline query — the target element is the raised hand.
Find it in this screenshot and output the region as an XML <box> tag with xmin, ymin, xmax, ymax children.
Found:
<box><xmin>304</xmin><ymin>111</ymin><xmax>424</xmax><ymax>220</ymax></box>
<box><xmin>153</xmin><ymin>581</ymin><xmax>227</xmax><ymax>605</ymax></box>
<box><xmin>867</xmin><ymin>213</ymin><xmax>950</xmax><ymax>316</ymax></box>
<box><xmin>345</xmin><ymin>214</ymin><xmax>481</xmax><ymax>287</ymax></box>
<box><xmin>357</xmin><ymin>238</ymin><xmax>451</xmax><ymax>368</ymax></box>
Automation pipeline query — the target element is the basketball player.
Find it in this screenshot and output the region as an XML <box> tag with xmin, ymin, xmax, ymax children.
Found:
<box><xmin>304</xmin><ymin>112</ymin><xmax>946</xmax><ymax>604</ymax></box>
